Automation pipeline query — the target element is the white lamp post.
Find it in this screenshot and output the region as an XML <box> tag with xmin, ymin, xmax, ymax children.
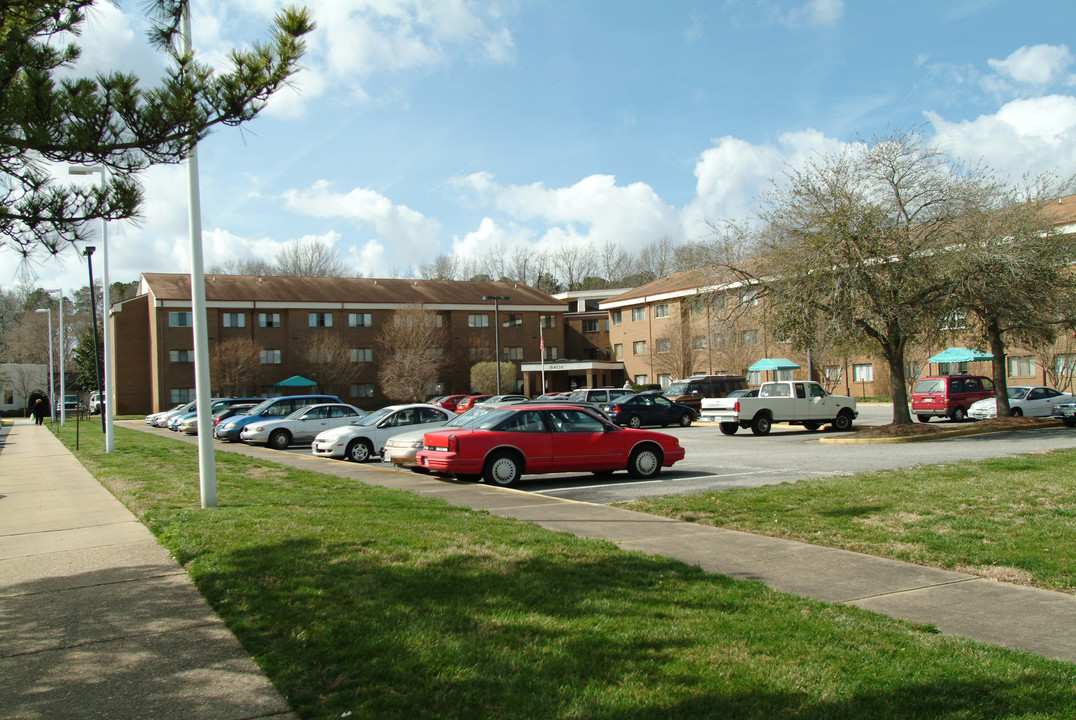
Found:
<box><xmin>70</xmin><ymin>165</ymin><xmax>114</xmax><ymax>451</ymax></box>
<box><xmin>34</xmin><ymin>308</ymin><xmax>55</xmax><ymax>423</ymax></box>
<box><xmin>42</xmin><ymin>289</ymin><xmax>64</xmax><ymax>424</ymax></box>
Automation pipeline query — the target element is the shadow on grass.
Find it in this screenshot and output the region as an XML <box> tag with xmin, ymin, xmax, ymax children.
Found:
<box><xmin>818</xmin><ymin>504</ymin><xmax>888</xmax><ymax>518</ymax></box>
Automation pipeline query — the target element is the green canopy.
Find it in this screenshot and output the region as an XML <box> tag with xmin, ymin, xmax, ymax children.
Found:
<box><xmin>748</xmin><ymin>358</ymin><xmax>802</xmax><ymax>372</ymax></box>
<box><xmin>275</xmin><ymin>375</ymin><xmax>317</xmax><ymax>387</ymax></box>
<box><xmin>927</xmin><ymin>347</ymin><xmax>993</xmax><ymax>364</ymax></box>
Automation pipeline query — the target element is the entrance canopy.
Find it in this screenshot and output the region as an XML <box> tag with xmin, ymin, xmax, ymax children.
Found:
<box><xmin>275</xmin><ymin>375</ymin><xmax>317</xmax><ymax>387</ymax></box>
<box><xmin>748</xmin><ymin>358</ymin><xmax>801</xmax><ymax>372</ymax></box>
<box><xmin>927</xmin><ymin>347</ymin><xmax>993</xmax><ymax>364</ymax></box>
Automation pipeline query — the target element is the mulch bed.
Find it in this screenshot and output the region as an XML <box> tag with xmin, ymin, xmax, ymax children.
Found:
<box><xmin>855</xmin><ymin>416</ymin><xmax>1057</xmax><ymax>439</ymax></box>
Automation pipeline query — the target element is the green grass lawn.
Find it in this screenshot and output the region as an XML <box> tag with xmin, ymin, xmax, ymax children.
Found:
<box><xmin>622</xmin><ymin>452</ymin><xmax>1076</xmax><ymax>595</ymax></box>
<box><xmin>56</xmin><ymin>425</ymin><xmax>1076</xmax><ymax>719</ymax></box>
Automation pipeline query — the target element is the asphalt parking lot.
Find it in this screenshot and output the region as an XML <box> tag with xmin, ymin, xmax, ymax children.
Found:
<box><xmin>128</xmin><ymin>405</ymin><xmax>1076</xmax><ymax>505</ymax></box>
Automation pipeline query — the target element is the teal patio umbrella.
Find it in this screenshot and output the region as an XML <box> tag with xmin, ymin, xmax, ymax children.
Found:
<box><xmin>748</xmin><ymin>357</ymin><xmax>801</xmax><ymax>382</ymax></box>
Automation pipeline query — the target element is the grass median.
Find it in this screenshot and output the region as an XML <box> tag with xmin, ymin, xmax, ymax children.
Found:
<box><xmin>622</xmin><ymin>451</ymin><xmax>1076</xmax><ymax>594</ymax></box>
<box><xmin>56</xmin><ymin>424</ymin><xmax>1076</xmax><ymax>719</ymax></box>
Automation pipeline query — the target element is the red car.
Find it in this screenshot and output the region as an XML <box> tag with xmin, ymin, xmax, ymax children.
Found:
<box><xmin>453</xmin><ymin>395</ymin><xmax>492</xmax><ymax>414</ymax></box>
<box><xmin>415</xmin><ymin>404</ymin><xmax>685</xmax><ymax>487</ymax></box>
<box><xmin>430</xmin><ymin>394</ymin><xmax>471</xmax><ymax>413</ymax></box>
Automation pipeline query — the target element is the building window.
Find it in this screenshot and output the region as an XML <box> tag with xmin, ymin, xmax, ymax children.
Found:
<box><xmin>351</xmin><ymin>383</ymin><xmax>375</xmax><ymax>398</ymax></box>
<box><xmin>612</xmin><ymin>311</ymin><xmax>622</xmax><ymax>325</ymax></box>
<box><xmin>260</xmin><ymin>349</ymin><xmax>281</xmax><ymax>364</ymax></box>
<box><xmin>258</xmin><ymin>313</ymin><xmax>281</xmax><ymax>328</ymax></box>
<box><xmin>308</xmin><ymin>312</ymin><xmax>333</xmax><ymax>328</ymax></box>
<box><xmin>740</xmin><ymin>288</ymin><xmax>760</xmax><ymax>306</ymax></box>
<box><xmin>633</xmin><ymin>374</ymin><xmax>649</xmax><ymax>385</ymax></box>
<box><xmin>502</xmin><ymin>314</ymin><xmax>523</xmax><ymax>328</ymax></box>
<box><xmin>712</xmin><ymin>333</ymin><xmax>727</xmax><ymax>349</ymax></box>
<box><xmin>469</xmin><ymin>347</ymin><xmax>491</xmax><ymax>360</ymax></box>
<box><xmin>543</xmin><ymin>346</ymin><xmax>559</xmax><ymax>360</ymax></box>
<box><xmin>309</xmin><ymin>348</ymin><xmax>335</xmax><ymax>363</ymax></box>
<box><xmin>427</xmin><ymin>347</ymin><xmax>444</xmax><ymax>359</ymax></box>
<box><xmin>540</xmin><ymin>315</ymin><xmax>558</xmax><ymax>329</ymax></box>
<box><xmin>940</xmin><ymin>309</ymin><xmax>967</xmax><ymax>330</ymax></box>
<box><xmin>741</xmin><ymin>330</ymin><xmax>759</xmax><ymax>346</ymax></box>
<box><xmin>1008</xmin><ymin>356</ymin><xmax>1036</xmax><ymax>377</ymax></box>
<box><xmin>582</xmin><ymin>319</ymin><xmax>600</xmax><ymax>333</ymax></box>
<box><xmin>633</xmin><ymin>340</ymin><xmax>647</xmax><ymax>355</ymax></box>
<box><xmin>904</xmin><ymin>362</ymin><xmax>921</xmax><ymax>381</ymax></box>
<box><xmin>170</xmin><ymin>388</ymin><xmax>195</xmax><ymax>403</ymax></box>
<box><xmin>468</xmin><ymin>314</ymin><xmax>489</xmax><ymax>328</ymax></box>
<box><xmin>350</xmin><ymin>348</ymin><xmax>373</xmax><ymax>363</ymax></box>
<box><xmin>693</xmin><ymin>335</ymin><xmax>707</xmax><ymax>350</ymax></box>
<box><xmin>4</xmin><ymin>390</ymin><xmax>13</xmax><ymax>405</ymax></box>
<box><xmin>168</xmin><ymin>312</ymin><xmax>193</xmax><ymax>327</ymax></box>
<box><xmin>426</xmin><ymin>313</ymin><xmax>444</xmax><ymax>328</ymax></box>
<box><xmin>777</xmin><ymin>369</ymin><xmax>795</xmax><ymax>381</ymax></box>
<box><xmin>169</xmin><ymin>349</ymin><xmax>194</xmax><ymax>364</ymax></box>
<box><xmin>747</xmin><ymin>370</ymin><xmax>760</xmax><ymax>385</ymax></box>
<box><xmin>632</xmin><ymin>307</ymin><xmax>646</xmax><ymax>322</ymax></box>
<box><xmin>504</xmin><ymin>346</ymin><xmax>524</xmax><ymax>360</ymax></box>
<box><xmin>656</xmin><ymin>338</ymin><xmax>671</xmax><ymax>354</ymax></box>
<box><xmin>613</xmin><ymin>343</ymin><xmax>623</xmax><ymax>358</ymax></box>
<box><xmin>349</xmin><ymin>312</ymin><xmax>372</xmax><ymax>327</ymax></box>
<box><xmin>852</xmin><ymin>363</ymin><xmax>874</xmax><ymax>383</ymax></box>
<box><xmin>654</xmin><ymin>304</ymin><xmax>669</xmax><ymax>318</ymax></box>
<box><xmin>938</xmin><ymin>361</ymin><xmax>969</xmax><ymax>376</ymax></box>
<box><xmin>824</xmin><ymin>365</ymin><xmax>843</xmax><ymax>382</ymax></box>
<box><xmin>657</xmin><ymin>373</ymin><xmax>672</xmax><ymax>388</ymax></box>
<box><xmin>1055</xmin><ymin>354</ymin><xmax>1076</xmax><ymax>377</ymax></box>
<box><xmin>222</xmin><ymin>312</ymin><xmax>245</xmax><ymax>328</ymax></box>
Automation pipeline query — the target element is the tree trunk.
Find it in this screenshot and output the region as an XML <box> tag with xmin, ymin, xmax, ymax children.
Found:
<box><xmin>880</xmin><ymin>326</ymin><xmax>913</xmax><ymax>424</ymax></box>
<box><xmin>986</xmin><ymin>319</ymin><xmax>1010</xmax><ymax>416</ymax></box>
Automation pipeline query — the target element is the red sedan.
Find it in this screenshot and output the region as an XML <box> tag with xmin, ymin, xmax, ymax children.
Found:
<box><xmin>453</xmin><ymin>394</ymin><xmax>492</xmax><ymax>414</ymax></box>
<box><xmin>415</xmin><ymin>404</ymin><xmax>685</xmax><ymax>487</ymax></box>
<box><xmin>430</xmin><ymin>394</ymin><xmax>472</xmax><ymax>413</ymax></box>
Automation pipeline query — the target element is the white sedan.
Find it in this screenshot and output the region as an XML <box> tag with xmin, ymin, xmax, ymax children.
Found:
<box><xmin>312</xmin><ymin>404</ymin><xmax>452</xmax><ymax>462</ymax></box>
<box><xmin>239</xmin><ymin>403</ymin><xmax>367</xmax><ymax>449</ymax></box>
<box><xmin>967</xmin><ymin>386</ymin><xmax>1071</xmax><ymax>419</ymax></box>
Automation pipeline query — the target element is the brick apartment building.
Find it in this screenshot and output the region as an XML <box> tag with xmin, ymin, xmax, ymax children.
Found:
<box><xmin>112</xmin><ymin>274</ymin><xmax>569</xmax><ymax>414</ymax></box>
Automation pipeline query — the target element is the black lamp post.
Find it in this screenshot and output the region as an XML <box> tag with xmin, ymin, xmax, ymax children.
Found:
<box><xmin>482</xmin><ymin>295</ymin><xmax>509</xmax><ymax>395</ymax></box>
<box><xmin>84</xmin><ymin>246</ymin><xmax>104</xmax><ymax>433</ymax></box>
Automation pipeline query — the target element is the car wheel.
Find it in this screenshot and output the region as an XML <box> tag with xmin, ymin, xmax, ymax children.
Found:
<box><xmin>916</xmin><ymin>414</ymin><xmax>931</xmax><ymax>423</ymax></box>
<box><xmin>1009</xmin><ymin>407</ymin><xmax>1023</xmax><ymax>417</ymax></box>
<box><xmin>751</xmin><ymin>414</ymin><xmax>771</xmax><ymax>436</ymax></box>
<box><xmin>803</xmin><ymin>421</ymin><xmax>821</xmax><ymax>431</ymax></box>
<box><xmin>483</xmin><ymin>451</ymin><xmax>522</xmax><ymax>487</ymax></box>
<box><xmin>1063</xmin><ymin>418</ymin><xmax>1076</xmax><ymax>428</ymax></box>
<box><xmin>678</xmin><ymin>413</ymin><xmax>693</xmax><ymax>427</ymax></box>
<box><xmin>268</xmin><ymin>430</ymin><xmax>291</xmax><ymax>450</ymax></box>
<box><xmin>951</xmin><ymin>407</ymin><xmax>966</xmax><ymax>423</ymax></box>
<box><xmin>719</xmin><ymin>422</ymin><xmax>739</xmax><ymax>436</ymax></box>
<box><xmin>832</xmin><ymin>411</ymin><xmax>854</xmax><ymax>432</ymax></box>
<box><xmin>627</xmin><ymin>444</ymin><xmax>662</xmax><ymax>478</ymax></box>
<box><xmin>628</xmin><ymin>415</ymin><xmax>642</xmax><ymax>428</ymax></box>
<box><xmin>346</xmin><ymin>438</ymin><xmax>373</xmax><ymax>463</ymax></box>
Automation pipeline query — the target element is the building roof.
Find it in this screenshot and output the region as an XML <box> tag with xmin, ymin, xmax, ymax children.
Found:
<box><xmin>137</xmin><ymin>274</ymin><xmax>566</xmax><ymax>311</ymax></box>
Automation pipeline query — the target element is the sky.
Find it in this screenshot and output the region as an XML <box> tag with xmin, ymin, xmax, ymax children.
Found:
<box><xmin>8</xmin><ymin>0</ymin><xmax>1076</xmax><ymax>295</ymax></box>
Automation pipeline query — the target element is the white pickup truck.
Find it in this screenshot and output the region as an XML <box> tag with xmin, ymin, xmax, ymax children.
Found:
<box><xmin>700</xmin><ymin>380</ymin><xmax>858</xmax><ymax>436</ymax></box>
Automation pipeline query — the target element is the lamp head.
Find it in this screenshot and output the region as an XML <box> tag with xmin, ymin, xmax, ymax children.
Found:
<box><xmin>35</xmin><ymin>308</ymin><xmax>49</xmax><ymax>315</ymax></box>
<box><xmin>83</xmin><ymin>246</ymin><xmax>95</xmax><ymax>257</ymax></box>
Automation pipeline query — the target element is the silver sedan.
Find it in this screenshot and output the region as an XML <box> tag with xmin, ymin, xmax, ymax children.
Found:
<box><xmin>239</xmin><ymin>403</ymin><xmax>368</xmax><ymax>449</ymax></box>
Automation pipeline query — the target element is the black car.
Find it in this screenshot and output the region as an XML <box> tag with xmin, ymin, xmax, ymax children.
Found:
<box><xmin>598</xmin><ymin>392</ymin><xmax>696</xmax><ymax>428</ymax></box>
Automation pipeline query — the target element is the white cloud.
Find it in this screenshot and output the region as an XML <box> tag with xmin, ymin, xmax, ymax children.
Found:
<box><xmin>778</xmin><ymin>0</ymin><xmax>844</xmax><ymax>28</ymax></box>
<box><xmin>987</xmin><ymin>44</ymin><xmax>1074</xmax><ymax>87</ymax></box>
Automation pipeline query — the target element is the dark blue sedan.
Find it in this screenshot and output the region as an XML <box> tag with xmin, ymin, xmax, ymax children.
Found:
<box><xmin>598</xmin><ymin>392</ymin><xmax>696</xmax><ymax>428</ymax></box>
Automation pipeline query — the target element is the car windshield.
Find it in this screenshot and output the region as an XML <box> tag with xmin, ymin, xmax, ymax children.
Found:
<box><xmin>1007</xmin><ymin>387</ymin><xmax>1030</xmax><ymax>399</ymax></box>
<box><xmin>469</xmin><ymin>408</ymin><xmax>520</xmax><ymax>430</ymax></box>
<box><xmin>664</xmin><ymin>382</ymin><xmax>689</xmax><ymax>396</ymax></box>
<box><xmin>444</xmin><ymin>404</ymin><xmax>499</xmax><ymax>427</ymax></box>
<box><xmin>914</xmin><ymin>379</ymin><xmax>945</xmax><ymax>394</ymax></box>
<box><xmin>353</xmin><ymin>407</ymin><xmax>396</xmax><ymax>427</ymax></box>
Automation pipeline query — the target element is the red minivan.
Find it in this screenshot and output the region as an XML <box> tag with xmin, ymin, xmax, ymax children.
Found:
<box><xmin>911</xmin><ymin>375</ymin><xmax>995</xmax><ymax>423</ymax></box>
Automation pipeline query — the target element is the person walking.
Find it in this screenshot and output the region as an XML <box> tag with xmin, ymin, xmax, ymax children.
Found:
<box><xmin>32</xmin><ymin>398</ymin><xmax>48</xmax><ymax>425</ymax></box>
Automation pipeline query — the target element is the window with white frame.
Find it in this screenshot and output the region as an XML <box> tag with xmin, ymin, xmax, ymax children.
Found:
<box><xmin>582</xmin><ymin>319</ymin><xmax>600</xmax><ymax>333</ymax></box>
<box><xmin>940</xmin><ymin>309</ymin><xmax>967</xmax><ymax>330</ymax></box>
<box><xmin>693</xmin><ymin>335</ymin><xmax>707</xmax><ymax>350</ymax></box>
<box><xmin>349</xmin><ymin>312</ymin><xmax>372</xmax><ymax>327</ymax></box>
<box><xmin>741</xmin><ymin>329</ymin><xmax>759</xmax><ymax>346</ymax></box>
<box><xmin>852</xmin><ymin>363</ymin><xmax>874</xmax><ymax>382</ymax></box>
<box><xmin>540</xmin><ymin>314</ymin><xmax>558</xmax><ymax>329</ymax></box>
<box><xmin>632</xmin><ymin>307</ymin><xmax>646</xmax><ymax>322</ymax></box>
<box><xmin>222</xmin><ymin>312</ymin><xmax>245</xmax><ymax>328</ymax></box>
<box><xmin>776</xmin><ymin>369</ymin><xmax>794</xmax><ymax>381</ymax></box>
<box><xmin>905</xmin><ymin>362</ymin><xmax>921</xmax><ymax>381</ymax></box>
<box><xmin>657</xmin><ymin>373</ymin><xmax>672</xmax><ymax>388</ymax></box>
<box><xmin>612</xmin><ymin>311</ymin><xmax>622</xmax><ymax>325</ymax></box>
<box><xmin>168</xmin><ymin>311</ymin><xmax>193</xmax><ymax>327</ymax></box>
<box><xmin>1008</xmin><ymin>355</ymin><xmax>1036</xmax><ymax>376</ymax></box>
<box><xmin>468</xmin><ymin>314</ymin><xmax>489</xmax><ymax>328</ymax></box>
<box><xmin>634</xmin><ymin>374</ymin><xmax>649</xmax><ymax>385</ymax></box>
<box><xmin>169</xmin><ymin>349</ymin><xmax>194</xmax><ymax>364</ymax></box>
<box><xmin>740</xmin><ymin>288</ymin><xmax>760</xmax><ymax>306</ymax></box>
<box><xmin>823</xmin><ymin>365</ymin><xmax>842</xmax><ymax>382</ymax></box>
<box><xmin>543</xmin><ymin>346</ymin><xmax>559</xmax><ymax>360</ymax></box>
<box><xmin>656</xmin><ymin>338</ymin><xmax>671</xmax><ymax>354</ymax></box>
<box><xmin>747</xmin><ymin>370</ymin><xmax>761</xmax><ymax>385</ymax></box>
<box><xmin>308</xmin><ymin>312</ymin><xmax>333</xmax><ymax>328</ymax></box>
<box><xmin>633</xmin><ymin>340</ymin><xmax>647</xmax><ymax>355</ymax></box>
<box><xmin>613</xmin><ymin>343</ymin><xmax>623</xmax><ymax>358</ymax></box>
<box><xmin>502</xmin><ymin>314</ymin><xmax>523</xmax><ymax>328</ymax></box>
<box><xmin>351</xmin><ymin>383</ymin><xmax>375</xmax><ymax>398</ymax></box>
<box><xmin>504</xmin><ymin>346</ymin><xmax>524</xmax><ymax>360</ymax></box>
<box><xmin>426</xmin><ymin>313</ymin><xmax>444</xmax><ymax>327</ymax></box>
<box><xmin>712</xmin><ymin>333</ymin><xmax>726</xmax><ymax>349</ymax></box>
<box><xmin>427</xmin><ymin>347</ymin><xmax>444</xmax><ymax>359</ymax></box>
<box><xmin>258</xmin><ymin>312</ymin><xmax>281</xmax><ymax>328</ymax></box>
<box><xmin>260</xmin><ymin>349</ymin><xmax>281</xmax><ymax>364</ymax></box>
<box><xmin>170</xmin><ymin>388</ymin><xmax>195</xmax><ymax>403</ymax></box>
<box><xmin>469</xmin><ymin>347</ymin><xmax>491</xmax><ymax>360</ymax></box>
<box><xmin>654</xmin><ymin>304</ymin><xmax>669</xmax><ymax>318</ymax></box>
<box><xmin>350</xmin><ymin>348</ymin><xmax>373</xmax><ymax>363</ymax></box>
<box><xmin>1055</xmin><ymin>354</ymin><xmax>1076</xmax><ymax>377</ymax></box>
<box><xmin>938</xmin><ymin>362</ymin><xmax>968</xmax><ymax>376</ymax></box>
<box><xmin>309</xmin><ymin>348</ymin><xmax>334</xmax><ymax>363</ymax></box>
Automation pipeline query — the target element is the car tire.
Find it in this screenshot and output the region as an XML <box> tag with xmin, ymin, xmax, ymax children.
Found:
<box><xmin>751</xmin><ymin>414</ymin><xmax>771</xmax><ymax>436</ymax></box>
<box><xmin>627</xmin><ymin>444</ymin><xmax>662</xmax><ymax>478</ymax></box>
<box><xmin>628</xmin><ymin>415</ymin><xmax>642</xmax><ymax>428</ymax></box>
<box><xmin>803</xmin><ymin>421</ymin><xmax>821</xmax><ymax>431</ymax></box>
<box><xmin>483</xmin><ymin>451</ymin><xmax>522</xmax><ymax>487</ymax></box>
<box><xmin>916</xmin><ymin>414</ymin><xmax>931</xmax><ymax>423</ymax></box>
<box><xmin>346</xmin><ymin>438</ymin><xmax>373</xmax><ymax>463</ymax></box>
<box><xmin>951</xmin><ymin>407</ymin><xmax>966</xmax><ymax>423</ymax></box>
<box><xmin>268</xmin><ymin>430</ymin><xmax>291</xmax><ymax>450</ymax></box>
<box><xmin>678</xmin><ymin>413</ymin><xmax>693</xmax><ymax>427</ymax></box>
<box><xmin>719</xmin><ymin>422</ymin><xmax>739</xmax><ymax>435</ymax></box>
<box><xmin>1063</xmin><ymin>418</ymin><xmax>1076</xmax><ymax>428</ymax></box>
<box><xmin>832</xmin><ymin>411</ymin><xmax>854</xmax><ymax>432</ymax></box>
<box><xmin>1009</xmin><ymin>407</ymin><xmax>1023</xmax><ymax>417</ymax></box>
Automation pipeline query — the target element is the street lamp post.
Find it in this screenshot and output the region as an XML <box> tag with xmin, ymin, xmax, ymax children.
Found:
<box><xmin>83</xmin><ymin>247</ymin><xmax>103</xmax><ymax>434</ymax></box>
<box><xmin>70</xmin><ymin>165</ymin><xmax>113</xmax><ymax>451</ymax></box>
<box><xmin>42</xmin><ymin>289</ymin><xmax>64</xmax><ymax>424</ymax></box>
<box><xmin>482</xmin><ymin>295</ymin><xmax>509</xmax><ymax>395</ymax></box>
<box><xmin>34</xmin><ymin>308</ymin><xmax>54</xmax><ymax>423</ymax></box>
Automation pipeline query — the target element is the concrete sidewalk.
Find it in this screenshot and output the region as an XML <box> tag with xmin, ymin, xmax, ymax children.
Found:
<box><xmin>0</xmin><ymin>419</ymin><xmax>297</xmax><ymax>720</ymax></box>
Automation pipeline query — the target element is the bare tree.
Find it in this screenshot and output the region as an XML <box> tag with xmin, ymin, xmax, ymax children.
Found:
<box><xmin>275</xmin><ymin>238</ymin><xmax>350</xmax><ymax>277</ymax></box>
<box><xmin>653</xmin><ymin>315</ymin><xmax>697</xmax><ymax>380</ymax></box>
<box><xmin>301</xmin><ymin>332</ymin><xmax>366</xmax><ymax>398</ymax></box>
<box><xmin>415</xmin><ymin>253</ymin><xmax>463</xmax><ymax>280</ymax></box>
<box><xmin>377</xmin><ymin>305</ymin><xmax>446</xmax><ymax>402</ymax></box>
<box><xmin>508</xmin><ymin>246</ymin><xmax>536</xmax><ymax>285</ymax></box>
<box><xmin>209</xmin><ymin>338</ymin><xmax>262</xmax><ymax>396</ymax></box>
<box><xmin>209</xmin><ymin>258</ymin><xmax>277</xmax><ymax>276</ymax></box>
<box><xmin>551</xmin><ymin>243</ymin><xmax>595</xmax><ymax>291</ymax></box>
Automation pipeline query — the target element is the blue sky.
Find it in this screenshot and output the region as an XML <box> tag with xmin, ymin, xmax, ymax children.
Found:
<box><xmin>11</xmin><ymin>0</ymin><xmax>1076</xmax><ymax>293</ymax></box>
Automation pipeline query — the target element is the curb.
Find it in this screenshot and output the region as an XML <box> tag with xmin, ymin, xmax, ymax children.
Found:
<box><xmin>821</xmin><ymin>418</ymin><xmax>1065</xmax><ymax>444</ymax></box>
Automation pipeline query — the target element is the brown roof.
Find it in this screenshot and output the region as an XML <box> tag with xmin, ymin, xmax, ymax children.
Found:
<box><xmin>139</xmin><ymin>274</ymin><xmax>565</xmax><ymax>308</ymax></box>
<box><xmin>1040</xmin><ymin>193</ymin><xmax>1076</xmax><ymax>226</ymax></box>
